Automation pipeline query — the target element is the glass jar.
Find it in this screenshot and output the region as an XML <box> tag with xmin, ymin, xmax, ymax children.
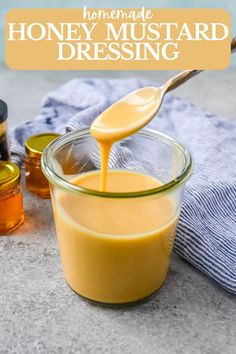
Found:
<box><xmin>24</xmin><ymin>133</ymin><xmax>60</xmax><ymax>198</ymax></box>
<box><xmin>0</xmin><ymin>161</ymin><xmax>24</xmax><ymax>234</ymax></box>
<box><xmin>42</xmin><ymin>128</ymin><xmax>192</xmax><ymax>305</ymax></box>
<box><xmin>0</xmin><ymin>100</ymin><xmax>10</xmax><ymax>161</ymax></box>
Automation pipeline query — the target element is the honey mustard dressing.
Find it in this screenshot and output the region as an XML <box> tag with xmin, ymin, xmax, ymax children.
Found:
<box><xmin>90</xmin><ymin>86</ymin><xmax>161</xmax><ymax>191</ymax></box>
<box><xmin>53</xmin><ymin>170</ymin><xmax>178</xmax><ymax>303</ymax></box>
<box><xmin>50</xmin><ymin>87</ymin><xmax>179</xmax><ymax>304</ymax></box>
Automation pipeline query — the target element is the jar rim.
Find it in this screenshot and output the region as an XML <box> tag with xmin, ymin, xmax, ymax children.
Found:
<box><xmin>25</xmin><ymin>133</ymin><xmax>61</xmax><ymax>158</ymax></box>
<box><xmin>41</xmin><ymin>128</ymin><xmax>193</xmax><ymax>199</ymax></box>
<box><xmin>0</xmin><ymin>161</ymin><xmax>21</xmax><ymax>192</ymax></box>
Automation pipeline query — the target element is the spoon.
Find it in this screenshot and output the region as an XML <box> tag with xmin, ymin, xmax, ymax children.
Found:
<box><xmin>91</xmin><ymin>37</ymin><xmax>236</xmax><ymax>144</ymax></box>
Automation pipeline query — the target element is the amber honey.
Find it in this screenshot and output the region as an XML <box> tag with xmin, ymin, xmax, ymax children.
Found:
<box><xmin>24</xmin><ymin>155</ymin><xmax>51</xmax><ymax>198</ymax></box>
<box><xmin>24</xmin><ymin>133</ymin><xmax>60</xmax><ymax>198</ymax></box>
<box><xmin>0</xmin><ymin>161</ymin><xmax>24</xmax><ymax>234</ymax></box>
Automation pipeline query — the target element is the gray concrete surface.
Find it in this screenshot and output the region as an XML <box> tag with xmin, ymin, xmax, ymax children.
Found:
<box><xmin>0</xmin><ymin>64</ymin><xmax>236</xmax><ymax>354</ymax></box>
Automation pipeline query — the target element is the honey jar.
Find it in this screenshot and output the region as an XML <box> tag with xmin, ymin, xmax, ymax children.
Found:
<box><xmin>0</xmin><ymin>161</ymin><xmax>24</xmax><ymax>234</ymax></box>
<box><xmin>24</xmin><ymin>133</ymin><xmax>60</xmax><ymax>198</ymax></box>
<box><xmin>0</xmin><ymin>100</ymin><xmax>10</xmax><ymax>161</ymax></box>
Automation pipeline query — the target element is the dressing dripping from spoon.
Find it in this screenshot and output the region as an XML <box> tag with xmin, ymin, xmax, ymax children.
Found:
<box><xmin>90</xmin><ymin>38</ymin><xmax>236</xmax><ymax>192</ymax></box>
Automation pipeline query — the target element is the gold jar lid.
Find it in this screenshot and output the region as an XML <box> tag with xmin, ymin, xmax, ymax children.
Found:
<box><xmin>0</xmin><ymin>161</ymin><xmax>21</xmax><ymax>192</ymax></box>
<box><xmin>25</xmin><ymin>133</ymin><xmax>60</xmax><ymax>158</ymax></box>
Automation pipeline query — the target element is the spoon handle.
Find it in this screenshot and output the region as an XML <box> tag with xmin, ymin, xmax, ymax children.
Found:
<box><xmin>163</xmin><ymin>69</ymin><xmax>202</xmax><ymax>93</ymax></box>
<box><xmin>164</xmin><ymin>37</ymin><xmax>236</xmax><ymax>93</ymax></box>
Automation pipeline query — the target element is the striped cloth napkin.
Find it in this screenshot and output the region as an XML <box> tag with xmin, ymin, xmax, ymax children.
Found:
<box><xmin>10</xmin><ymin>78</ymin><xmax>236</xmax><ymax>295</ymax></box>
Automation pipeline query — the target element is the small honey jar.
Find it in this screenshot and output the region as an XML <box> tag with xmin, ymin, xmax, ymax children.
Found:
<box><xmin>24</xmin><ymin>133</ymin><xmax>60</xmax><ymax>198</ymax></box>
<box><xmin>0</xmin><ymin>161</ymin><xmax>24</xmax><ymax>235</ymax></box>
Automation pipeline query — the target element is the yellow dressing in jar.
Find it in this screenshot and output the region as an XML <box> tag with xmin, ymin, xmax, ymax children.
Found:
<box><xmin>42</xmin><ymin>86</ymin><xmax>192</xmax><ymax>305</ymax></box>
<box><xmin>53</xmin><ymin>170</ymin><xmax>178</xmax><ymax>304</ymax></box>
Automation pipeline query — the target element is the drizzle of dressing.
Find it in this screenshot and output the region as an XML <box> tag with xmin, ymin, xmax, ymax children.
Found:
<box><xmin>90</xmin><ymin>86</ymin><xmax>161</xmax><ymax>191</ymax></box>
